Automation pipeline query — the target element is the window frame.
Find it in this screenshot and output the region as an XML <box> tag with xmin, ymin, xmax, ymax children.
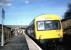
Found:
<box><xmin>36</xmin><ymin>20</ymin><xmax>61</xmax><ymax>31</ymax></box>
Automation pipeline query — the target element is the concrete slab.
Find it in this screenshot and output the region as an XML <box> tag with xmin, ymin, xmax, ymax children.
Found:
<box><xmin>24</xmin><ymin>33</ymin><xmax>42</xmax><ymax>50</ymax></box>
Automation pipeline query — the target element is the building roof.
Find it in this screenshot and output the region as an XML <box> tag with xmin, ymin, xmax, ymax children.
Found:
<box><xmin>0</xmin><ymin>24</ymin><xmax>11</xmax><ymax>29</ymax></box>
<box><xmin>5</xmin><ymin>25</ymin><xmax>28</xmax><ymax>29</ymax></box>
<box><xmin>61</xmin><ymin>18</ymin><xmax>71</xmax><ymax>22</ymax></box>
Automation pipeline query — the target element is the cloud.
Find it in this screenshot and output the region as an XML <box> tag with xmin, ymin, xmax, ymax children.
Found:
<box><xmin>0</xmin><ymin>0</ymin><xmax>11</xmax><ymax>6</ymax></box>
<box><xmin>25</xmin><ymin>0</ymin><xmax>30</xmax><ymax>4</ymax></box>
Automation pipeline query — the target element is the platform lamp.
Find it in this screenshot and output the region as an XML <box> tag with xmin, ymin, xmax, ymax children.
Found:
<box><xmin>0</xmin><ymin>0</ymin><xmax>11</xmax><ymax>46</ymax></box>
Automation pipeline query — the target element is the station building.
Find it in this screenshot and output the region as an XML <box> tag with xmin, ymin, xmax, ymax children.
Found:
<box><xmin>0</xmin><ymin>24</ymin><xmax>12</xmax><ymax>45</ymax></box>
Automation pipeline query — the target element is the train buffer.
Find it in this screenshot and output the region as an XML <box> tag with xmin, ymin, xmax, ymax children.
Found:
<box><xmin>0</xmin><ymin>33</ymin><xmax>42</xmax><ymax>50</ymax></box>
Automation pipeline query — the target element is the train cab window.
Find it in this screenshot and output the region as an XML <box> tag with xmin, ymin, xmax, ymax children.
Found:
<box><xmin>37</xmin><ymin>20</ymin><xmax>61</xmax><ymax>30</ymax></box>
<box><xmin>45</xmin><ymin>20</ymin><xmax>61</xmax><ymax>30</ymax></box>
<box><xmin>37</xmin><ymin>21</ymin><xmax>45</xmax><ymax>30</ymax></box>
<box><xmin>45</xmin><ymin>21</ymin><xmax>53</xmax><ymax>30</ymax></box>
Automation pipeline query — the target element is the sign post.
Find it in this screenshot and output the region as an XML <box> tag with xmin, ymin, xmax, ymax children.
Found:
<box><xmin>1</xmin><ymin>8</ymin><xmax>5</xmax><ymax>46</ymax></box>
<box><xmin>0</xmin><ymin>0</ymin><xmax>11</xmax><ymax>46</ymax></box>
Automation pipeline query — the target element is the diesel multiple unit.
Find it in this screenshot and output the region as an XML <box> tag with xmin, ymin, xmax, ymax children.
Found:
<box><xmin>25</xmin><ymin>14</ymin><xmax>63</xmax><ymax>44</ymax></box>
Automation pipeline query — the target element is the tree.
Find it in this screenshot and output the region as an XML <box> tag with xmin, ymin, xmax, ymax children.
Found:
<box><xmin>64</xmin><ymin>4</ymin><xmax>71</xmax><ymax>19</ymax></box>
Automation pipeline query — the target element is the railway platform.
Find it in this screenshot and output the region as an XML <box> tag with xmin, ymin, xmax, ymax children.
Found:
<box><xmin>0</xmin><ymin>33</ymin><xmax>42</xmax><ymax>50</ymax></box>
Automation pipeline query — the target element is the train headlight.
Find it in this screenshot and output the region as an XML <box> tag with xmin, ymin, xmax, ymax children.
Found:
<box><xmin>58</xmin><ymin>33</ymin><xmax>63</xmax><ymax>37</ymax></box>
<box><xmin>59</xmin><ymin>38</ymin><xmax>63</xmax><ymax>42</ymax></box>
<box><xmin>39</xmin><ymin>39</ymin><xmax>45</xmax><ymax>44</ymax></box>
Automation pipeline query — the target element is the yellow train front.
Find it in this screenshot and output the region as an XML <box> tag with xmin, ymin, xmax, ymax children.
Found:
<box><xmin>26</xmin><ymin>14</ymin><xmax>63</xmax><ymax>44</ymax></box>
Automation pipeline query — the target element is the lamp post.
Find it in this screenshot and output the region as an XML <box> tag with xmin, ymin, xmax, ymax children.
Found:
<box><xmin>0</xmin><ymin>0</ymin><xmax>11</xmax><ymax>46</ymax></box>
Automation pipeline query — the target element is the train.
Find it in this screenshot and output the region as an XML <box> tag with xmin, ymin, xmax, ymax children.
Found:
<box><xmin>25</xmin><ymin>14</ymin><xmax>63</xmax><ymax>44</ymax></box>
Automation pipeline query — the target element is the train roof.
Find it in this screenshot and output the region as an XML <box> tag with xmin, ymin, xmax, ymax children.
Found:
<box><xmin>34</xmin><ymin>14</ymin><xmax>61</xmax><ymax>21</ymax></box>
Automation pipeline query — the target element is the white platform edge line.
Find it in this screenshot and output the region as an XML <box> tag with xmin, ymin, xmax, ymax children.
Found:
<box><xmin>23</xmin><ymin>33</ymin><xmax>42</xmax><ymax>50</ymax></box>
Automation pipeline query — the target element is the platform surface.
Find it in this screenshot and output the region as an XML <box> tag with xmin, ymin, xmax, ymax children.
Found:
<box><xmin>0</xmin><ymin>34</ymin><xmax>29</xmax><ymax>50</ymax></box>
